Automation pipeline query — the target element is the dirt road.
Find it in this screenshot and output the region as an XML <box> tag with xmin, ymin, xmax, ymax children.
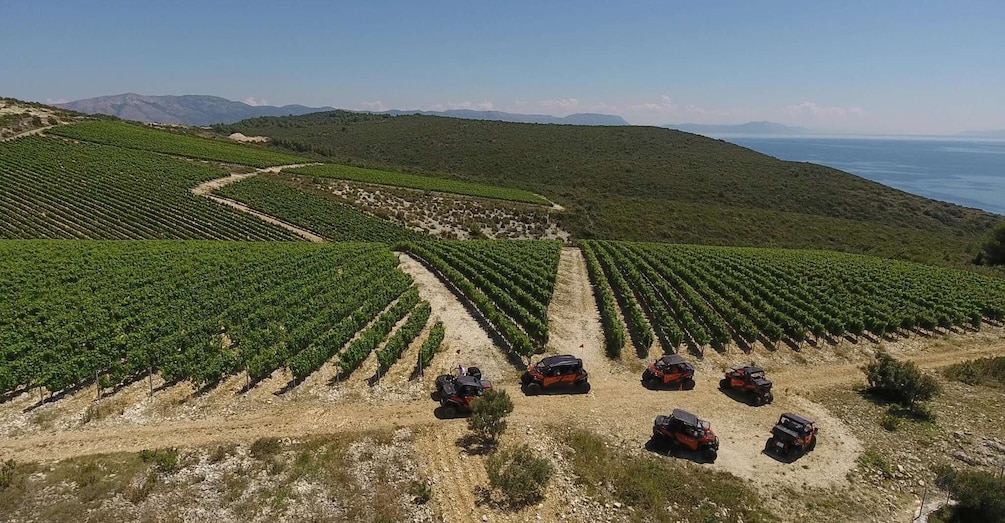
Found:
<box><xmin>189</xmin><ymin>164</ymin><xmax>327</xmax><ymax>242</ymax></box>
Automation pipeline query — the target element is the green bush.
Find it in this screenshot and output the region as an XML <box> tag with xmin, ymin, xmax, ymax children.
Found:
<box><xmin>139</xmin><ymin>448</ymin><xmax>179</xmax><ymax>473</ymax></box>
<box><xmin>468</xmin><ymin>389</ymin><xmax>514</xmax><ymax>445</ymax></box>
<box><xmin>935</xmin><ymin>467</ymin><xmax>1005</xmax><ymax>522</ymax></box>
<box><xmin>863</xmin><ymin>350</ymin><xmax>940</xmax><ymax>406</ymax></box>
<box><xmin>0</xmin><ymin>459</ymin><xmax>15</xmax><ymax>490</ymax></box>
<box><xmin>980</xmin><ymin>222</ymin><xmax>1005</xmax><ymax>266</ymax></box>
<box><xmin>486</xmin><ymin>444</ymin><xmax>553</xmax><ymax>507</ymax></box>
<box><xmin>250</xmin><ymin>437</ymin><xmax>282</xmax><ymax>459</ymax></box>
<box><xmin>880</xmin><ymin>414</ymin><xmax>901</xmax><ymax>431</ymax></box>
<box><xmin>944</xmin><ymin>357</ymin><xmax>1005</xmax><ymax>388</ymax></box>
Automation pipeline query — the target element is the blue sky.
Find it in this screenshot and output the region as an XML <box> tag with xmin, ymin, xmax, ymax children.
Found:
<box><xmin>2</xmin><ymin>0</ymin><xmax>1002</xmax><ymax>133</ymax></box>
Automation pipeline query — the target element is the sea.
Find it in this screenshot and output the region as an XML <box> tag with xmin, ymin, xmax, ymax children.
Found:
<box><xmin>720</xmin><ymin>136</ymin><xmax>1005</xmax><ymax>216</ymax></box>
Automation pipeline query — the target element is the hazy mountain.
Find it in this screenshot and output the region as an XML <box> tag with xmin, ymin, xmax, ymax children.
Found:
<box><xmin>665</xmin><ymin>121</ymin><xmax>811</xmax><ymax>136</ymax></box>
<box><xmin>56</xmin><ymin>94</ymin><xmax>335</xmax><ymax>126</ymax></box>
<box><xmin>381</xmin><ymin>109</ymin><xmax>629</xmax><ymax>126</ymax></box>
<box><xmin>958</xmin><ymin>129</ymin><xmax>1005</xmax><ymax>139</ymax></box>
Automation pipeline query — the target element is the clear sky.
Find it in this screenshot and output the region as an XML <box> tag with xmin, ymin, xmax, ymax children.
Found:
<box><xmin>2</xmin><ymin>0</ymin><xmax>1002</xmax><ymax>134</ymax></box>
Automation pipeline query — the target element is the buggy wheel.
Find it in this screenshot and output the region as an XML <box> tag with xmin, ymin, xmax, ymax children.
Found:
<box><xmin>702</xmin><ymin>448</ymin><xmax>718</xmax><ymax>463</ymax></box>
<box><xmin>719</xmin><ymin>378</ymin><xmax>729</xmax><ymax>389</ymax></box>
<box><xmin>442</xmin><ymin>405</ymin><xmax>458</xmax><ymax>419</ymax></box>
<box><xmin>682</xmin><ymin>379</ymin><xmax>695</xmax><ymax>391</ymax></box>
<box><xmin>525</xmin><ymin>382</ymin><xmax>541</xmax><ymax>396</ymax></box>
<box><xmin>765</xmin><ymin>438</ymin><xmax>776</xmax><ymax>453</ymax></box>
<box><xmin>577</xmin><ymin>380</ymin><xmax>591</xmax><ymax>393</ymax></box>
<box><xmin>753</xmin><ymin>394</ymin><xmax>763</xmax><ymax>406</ymax></box>
<box><xmin>807</xmin><ymin>436</ymin><xmax>816</xmax><ymax>452</ymax></box>
<box><xmin>765</xmin><ymin>392</ymin><xmax>774</xmax><ymax>404</ymax></box>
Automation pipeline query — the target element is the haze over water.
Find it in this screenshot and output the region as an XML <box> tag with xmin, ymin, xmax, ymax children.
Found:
<box><xmin>726</xmin><ymin>136</ymin><xmax>1005</xmax><ymax>216</ymax></box>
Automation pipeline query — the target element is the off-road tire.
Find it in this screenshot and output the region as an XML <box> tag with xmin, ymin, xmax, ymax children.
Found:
<box><xmin>807</xmin><ymin>436</ymin><xmax>816</xmax><ymax>452</ymax></box>
<box><xmin>765</xmin><ymin>438</ymin><xmax>776</xmax><ymax>453</ymax></box>
<box><xmin>577</xmin><ymin>380</ymin><xmax>591</xmax><ymax>393</ymax></box>
<box><xmin>682</xmin><ymin>378</ymin><xmax>696</xmax><ymax>391</ymax></box>
<box><xmin>525</xmin><ymin>382</ymin><xmax>542</xmax><ymax>396</ymax></box>
<box><xmin>765</xmin><ymin>392</ymin><xmax>774</xmax><ymax>404</ymax></box>
<box><xmin>442</xmin><ymin>405</ymin><xmax>458</xmax><ymax>419</ymax></box>
<box><xmin>719</xmin><ymin>378</ymin><xmax>729</xmax><ymax>389</ymax></box>
<box><xmin>702</xmin><ymin>448</ymin><xmax>718</xmax><ymax>463</ymax></box>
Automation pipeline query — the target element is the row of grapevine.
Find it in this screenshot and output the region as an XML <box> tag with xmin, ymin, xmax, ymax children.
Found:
<box><xmin>580</xmin><ymin>243</ymin><xmax>626</xmax><ymax>356</ymax></box>
<box><xmin>0</xmin><ymin>241</ymin><xmax>415</xmax><ymax>398</ymax></box>
<box><xmin>580</xmin><ymin>241</ymin><xmax>1005</xmax><ymax>356</ymax></box>
<box><xmin>591</xmin><ymin>242</ymin><xmax>654</xmax><ymax>350</ymax></box>
<box><xmin>377</xmin><ymin>302</ymin><xmax>432</xmax><ymax>371</ymax></box>
<box><xmin>217</xmin><ymin>176</ymin><xmax>423</xmax><ymax>244</ymax></box>
<box><xmin>417</xmin><ymin>321</ymin><xmax>446</xmax><ymax>372</ymax></box>
<box><xmin>0</xmin><ymin>136</ymin><xmax>300</xmax><ymax>241</ymax></box>
<box><xmin>336</xmin><ymin>288</ymin><xmax>421</xmax><ymax>376</ymax></box>
<box><xmin>397</xmin><ymin>241</ymin><xmax>561</xmax><ymax>356</ymax></box>
<box><xmin>50</xmin><ymin>120</ymin><xmax>309</xmax><ymax>167</ymax></box>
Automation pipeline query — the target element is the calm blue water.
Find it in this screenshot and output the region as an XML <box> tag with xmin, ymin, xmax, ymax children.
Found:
<box><xmin>724</xmin><ymin>136</ymin><xmax>1005</xmax><ymax>216</ymax></box>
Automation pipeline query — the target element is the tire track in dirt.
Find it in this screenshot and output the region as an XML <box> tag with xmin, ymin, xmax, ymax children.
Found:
<box><xmin>546</xmin><ymin>247</ymin><xmax>614</xmax><ymax>380</ymax></box>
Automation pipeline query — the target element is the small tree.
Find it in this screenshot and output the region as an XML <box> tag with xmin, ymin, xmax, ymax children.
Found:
<box><xmin>468</xmin><ymin>389</ymin><xmax>514</xmax><ymax>445</ymax></box>
<box><xmin>980</xmin><ymin>222</ymin><xmax>1005</xmax><ymax>266</ymax></box>
<box><xmin>862</xmin><ymin>350</ymin><xmax>940</xmax><ymax>407</ymax></box>
<box><xmin>486</xmin><ymin>444</ymin><xmax>553</xmax><ymax>507</ymax></box>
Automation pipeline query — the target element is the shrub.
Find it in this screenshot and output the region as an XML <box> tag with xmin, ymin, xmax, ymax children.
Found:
<box><xmin>468</xmin><ymin>389</ymin><xmax>514</xmax><ymax>445</ymax></box>
<box><xmin>408</xmin><ymin>480</ymin><xmax>432</xmax><ymax>504</ymax></box>
<box><xmin>862</xmin><ymin>350</ymin><xmax>940</xmax><ymax>406</ymax></box>
<box><xmin>944</xmin><ymin>357</ymin><xmax>1005</xmax><ymax>388</ymax></box>
<box><xmin>980</xmin><ymin>222</ymin><xmax>1005</xmax><ymax>266</ymax></box>
<box><xmin>935</xmin><ymin>467</ymin><xmax>1005</xmax><ymax>522</ymax></box>
<box><xmin>880</xmin><ymin>414</ymin><xmax>901</xmax><ymax>431</ymax></box>
<box><xmin>139</xmin><ymin>448</ymin><xmax>179</xmax><ymax>473</ymax></box>
<box><xmin>486</xmin><ymin>444</ymin><xmax>553</xmax><ymax>507</ymax></box>
<box><xmin>0</xmin><ymin>459</ymin><xmax>15</xmax><ymax>490</ymax></box>
<box><xmin>250</xmin><ymin>437</ymin><xmax>282</xmax><ymax>459</ymax></box>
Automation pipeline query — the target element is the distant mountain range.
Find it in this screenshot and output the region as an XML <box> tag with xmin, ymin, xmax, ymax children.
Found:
<box><xmin>664</xmin><ymin>121</ymin><xmax>811</xmax><ymax>136</ymax></box>
<box><xmin>379</xmin><ymin>109</ymin><xmax>629</xmax><ymax>126</ymax></box>
<box><xmin>56</xmin><ymin>94</ymin><xmax>336</xmax><ymax>126</ymax></box>
<box><xmin>55</xmin><ymin>94</ymin><xmax>630</xmax><ymax>127</ymax></box>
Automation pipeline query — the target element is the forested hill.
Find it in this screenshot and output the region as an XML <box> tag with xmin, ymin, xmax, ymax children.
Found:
<box><xmin>218</xmin><ymin>112</ymin><xmax>1000</xmax><ymax>266</ymax></box>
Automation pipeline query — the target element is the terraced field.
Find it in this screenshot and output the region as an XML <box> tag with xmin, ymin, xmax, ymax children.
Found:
<box><xmin>288</xmin><ymin>163</ymin><xmax>550</xmax><ymax>205</ymax></box>
<box><xmin>0</xmin><ymin>136</ymin><xmax>299</xmax><ymax>240</ymax></box>
<box><xmin>216</xmin><ymin>175</ymin><xmax>423</xmax><ymax>243</ymax></box>
<box><xmin>0</xmin><ymin>241</ymin><xmax>423</xmax><ymax>395</ymax></box>
<box><xmin>397</xmin><ymin>240</ymin><xmax>561</xmax><ymax>356</ymax></box>
<box><xmin>582</xmin><ymin>240</ymin><xmax>1005</xmax><ymax>357</ymax></box>
<box><xmin>50</xmin><ymin>120</ymin><xmax>309</xmax><ymax>167</ymax></box>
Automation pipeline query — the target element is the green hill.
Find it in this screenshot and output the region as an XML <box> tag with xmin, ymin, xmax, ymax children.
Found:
<box><xmin>218</xmin><ymin>112</ymin><xmax>1000</xmax><ymax>265</ymax></box>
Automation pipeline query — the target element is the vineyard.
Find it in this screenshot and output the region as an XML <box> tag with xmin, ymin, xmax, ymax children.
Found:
<box><xmin>287</xmin><ymin>164</ymin><xmax>551</xmax><ymax>205</ymax></box>
<box><xmin>49</xmin><ymin>120</ymin><xmax>309</xmax><ymax>167</ymax></box>
<box><xmin>216</xmin><ymin>175</ymin><xmax>424</xmax><ymax>243</ymax></box>
<box><xmin>397</xmin><ymin>240</ymin><xmax>561</xmax><ymax>357</ymax></box>
<box><xmin>0</xmin><ymin>136</ymin><xmax>299</xmax><ymax>240</ymax></box>
<box><xmin>0</xmin><ymin>241</ymin><xmax>435</xmax><ymax>399</ymax></box>
<box><xmin>581</xmin><ymin>241</ymin><xmax>1005</xmax><ymax>357</ymax></box>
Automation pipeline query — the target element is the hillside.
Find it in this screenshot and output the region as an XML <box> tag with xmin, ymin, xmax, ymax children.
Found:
<box><xmin>219</xmin><ymin>111</ymin><xmax>1001</xmax><ymax>265</ymax></box>
<box><xmin>56</xmin><ymin>93</ymin><xmax>335</xmax><ymax>126</ymax></box>
<box><xmin>382</xmin><ymin>109</ymin><xmax>629</xmax><ymax>125</ymax></box>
